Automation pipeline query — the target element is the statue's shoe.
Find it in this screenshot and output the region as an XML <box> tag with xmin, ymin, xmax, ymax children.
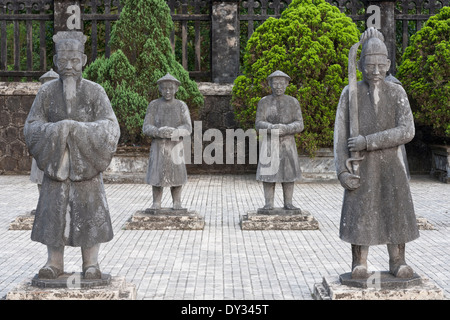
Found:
<box><xmin>391</xmin><ymin>264</ymin><xmax>414</xmax><ymax>278</ymax></box>
<box><xmin>284</xmin><ymin>204</ymin><xmax>300</xmax><ymax>210</ymax></box>
<box><xmin>38</xmin><ymin>265</ymin><xmax>63</xmax><ymax>279</ymax></box>
<box><xmin>83</xmin><ymin>264</ymin><xmax>102</xmax><ymax>280</ymax></box>
<box><xmin>351</xmin><ymin>265</ymin><xmax>369</xmax><ymax>279</ymax></box>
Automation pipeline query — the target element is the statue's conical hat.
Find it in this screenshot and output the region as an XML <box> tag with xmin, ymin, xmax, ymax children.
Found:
<box><xmin>39</xmin><ymin>68</ymin><xmax>59</xmax><ymax>84</ymax></box>
<box><xmin>267</xmin><ymin>70</ymin><xmax>291</xmax><ymax>81</ymax></box>
<box><xmin>157</xmin><ymin>73</ymin><xmax>181</xmax><ymax>86</ymax></box>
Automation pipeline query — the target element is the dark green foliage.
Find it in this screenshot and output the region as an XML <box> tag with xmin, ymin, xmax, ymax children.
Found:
<box><xmin>397</xmin><ymin>7</ymin><xmax>450</xmax><ymax>141</ymax></box>
<box><xmin>83</xmin><ymin>0</ymin><xmax>203</xmax><ymax>145</ymax></box>
<box><xmin>232</xmin><ymin>0</ymin><xmax>361</xmax><ymax>155</ymax></box>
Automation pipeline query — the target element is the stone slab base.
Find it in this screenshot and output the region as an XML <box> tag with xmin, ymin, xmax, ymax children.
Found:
<box><xmin>124</xmin><ymin>209</ymin><xmax>205</xmax><ymax>230</ymax></box>
<box><xmin>31</xmin><ymin>273</ymin><xmax>112</xmax><ymax>289</ymax></box>
<box><xmin>240</xmin><ymin>209</ymin><xmax>319</xmax><ymax>230</ymax></box>
<box><xmin>313</xmin><ymin>274</ymin><xmax>444</xmax><ymax>300</ymax></box>
<box><xmin>9</xmin><ymin>211</ymin><xmax>35</xmax><ymax>230</ymax></box>
<box><xmin>6</xmin><ymin>276</ymin><xmax>136</xmax><ymax>300</ymax></box>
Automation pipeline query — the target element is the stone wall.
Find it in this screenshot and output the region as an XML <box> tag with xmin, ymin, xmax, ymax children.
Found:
<box><xmin>0</xmin><ymin>81</ymin><xmax>433</xmax><ymax>181</ymax></box>
<box><xmin>0</xmin><ymin>82</ymin><xmax>40</xmax><ymax>174</ymax></box>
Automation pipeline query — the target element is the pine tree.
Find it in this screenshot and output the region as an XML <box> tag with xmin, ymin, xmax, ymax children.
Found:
<box><xmin>84</xmin><ymin>0</ymin><xmax>203</xmax><ymax>145</ymax></box>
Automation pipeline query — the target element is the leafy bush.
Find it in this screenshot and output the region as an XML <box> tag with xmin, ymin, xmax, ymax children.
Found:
<box><xmin>397</xmin><ymin>7</ymin><xmax>450</xmax><ymax>142</ymax></box>
<box><xmin>83</xmin><ymin>0</ymin><xmax>204</xmax><ymax>145</ymax></box>
<box><xmin>231</xmin><ymin>0</ymin><xmax>360</xmax><ymax>155</ymax></box>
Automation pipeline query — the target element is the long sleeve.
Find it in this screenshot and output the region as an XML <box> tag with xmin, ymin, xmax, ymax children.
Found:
<box><xmin>66</xmin><ymin>85</ymin><xmax>120</xmax><ymax>181</ymax></box>
<box><xmin>255</xmin><ymin>97</ymin><xmax>271</xmax><ymax>130</ymax></box>
<box><xmin>24</xmin><ymin>84</ymin><xmax>71</xmax><ymax>181</ymax></box>
<box><xmin>142</xmin><ymin>100</ymin><xmax>160</xmax><ymax>138</ymax></box>
<box><xmin>365</xmin><ymin>87</ymin><xmax>415</xmax><ymax>151</ymax></box>
<box><xmin>176</xmin><ymin>101</ymin><xmax>192</xmax><ymax>137</ymax></box>
<box><xmin>285</xmin><ymin>98</ymin><xmax>304</xmax><ymax>135</ymax></box>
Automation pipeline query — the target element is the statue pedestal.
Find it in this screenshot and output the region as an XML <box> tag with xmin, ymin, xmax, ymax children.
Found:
<box><xmin>9</xmin><ymin>211</ymin><xmax>35</xmax><ymax>230</ymax></box>
<box><xmin>124</xmin><ymin>208</ymin><xmax>205</xmax><ymax>230</ymax></box>
<box><xmin>240</xmin><ymin>208</ymin><xmax>319</xmax><ymax>230</ymax></box>
<box><xmin>6</xmin><ymin>273</ymin><xmax>136</xmax><ymax>300</ymax></box>
<box><xmin>313</xmin><ymin>272</ymin><xmax>444</xmax><ymax>300</ymax></box>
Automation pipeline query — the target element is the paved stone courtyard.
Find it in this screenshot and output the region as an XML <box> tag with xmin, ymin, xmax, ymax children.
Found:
<box><xmin>1</xmin><ymin>174</ymin><xmax>449</xmax><ymax>300</ymax></box>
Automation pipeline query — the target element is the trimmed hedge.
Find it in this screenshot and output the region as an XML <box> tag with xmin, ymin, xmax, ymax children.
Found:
<box><xmin>232</xmin><ymin>0</ymin><xmax>361</xmax><ymax>155</ymax></box>
<box><xmin>397</xmin><ymin>7</ymin><xmax>450</xmax><ymax>142</ymax></box>
<box><xmin>83</xmin><ymin>0</ymin><xmax>203</xmax><ymax>145</ymax></box>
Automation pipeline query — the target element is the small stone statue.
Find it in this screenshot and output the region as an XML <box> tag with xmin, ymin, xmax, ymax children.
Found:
<box><xmin>24</xmin><ymin>31</ymin><xmax>120</xmax><ymax>280</ymax></box>
<box><xmin>142</xmin><ymin>74</ymin><xmax>192</xmax><ymax>211</ymax></box>
<box><xmin>334</xmin><ymin>27</ymin><xmax>419</xmax><ymax>279</ymax></box>
<box><xmin>255</xmin><ymin>70</ymin><xmax>304</xmax><ymax>211</ymax></box>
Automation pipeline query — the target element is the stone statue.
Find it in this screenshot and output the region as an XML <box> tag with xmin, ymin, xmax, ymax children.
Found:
<box><xmin>24</xmin><ymin>31</ymin><xmax>120</xmax><ymax>280</ymax></box>
<box><xmin>255</xmin><ymin>70</ymin><xmax>304</xmax><ymax>211</ymax></box>
<box><xmin>142</xmin><ymin>74</ymin><xmax>192</xmax><ymax>211</ymax></box>
<box><xmin>334</xmin><ymin>27</ymin><xmax>419</xmax><ymax>279</ymax></box>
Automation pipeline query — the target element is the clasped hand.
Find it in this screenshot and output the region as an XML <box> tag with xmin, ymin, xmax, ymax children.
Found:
<box><xmin>158</xmin><ymin>126</ymin><xmax>177</xmax><ymax>139</ymax></box>
<box><xmin>269</xmin><ymin>124</ymin><xmax>287</xmax><ymax>136</ymax></box>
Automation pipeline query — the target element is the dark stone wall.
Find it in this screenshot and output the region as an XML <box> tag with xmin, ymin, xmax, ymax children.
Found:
<box><xmin>0</xmin><ymin>83</ymin><xmax>40</xmax><ymax>174</ymax></box>
<box><xmin>0</xmin><ymin>82</ymin><xmax>435</xmax><ymax>177</ymax></box>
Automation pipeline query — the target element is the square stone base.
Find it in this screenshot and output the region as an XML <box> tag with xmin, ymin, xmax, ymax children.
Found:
<box><xmin>240</xmin><ymin>209</ymin><xmax>319</xmax><ymax>230</ymax></box>
<box><xmin>313</xmin><ymin>275</ymin><xmax>444</xmax><ymax>300</ymax></box>
<box><xmin>6</xmin><ymin>276</ymin><xmax>136</xmax><ymax>300</ymax></box>
<box><xmin>124</xmin><ymin>209</ymin><xmax>205</xmax><ymax>230</ymax></box>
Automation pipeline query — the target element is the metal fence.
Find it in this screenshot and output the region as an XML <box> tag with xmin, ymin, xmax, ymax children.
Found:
<box><xmin>0</xmin><ymin>0</ymin><xmax>448</xmax><ymax>81</ymax></box>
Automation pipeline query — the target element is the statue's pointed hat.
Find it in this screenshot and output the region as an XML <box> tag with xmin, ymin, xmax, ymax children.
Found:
<box><xmin>267</xmin><ymin>70</ymin><xmax>291</xmax><ymax>81</ymax></box>
<box><xmin>157</xmin><ymin>73</ymin><xmax>181</xmax><ymax>86</ymax></box>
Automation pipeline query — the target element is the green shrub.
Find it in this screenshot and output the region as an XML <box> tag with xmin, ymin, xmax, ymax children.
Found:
<box><xmin>397</xmin><ymin>7</ymin><xmax>450</xmax><ymax>142</ymax></box>
<box><xmin>83</xmin><ymin>0</ymin><xmax>204</xmax><ymax>145</ymax></box>
<box><xmin>232</xmin><ymin>0</ymin><xmax>360</xmax><ymax>155</ymax></box>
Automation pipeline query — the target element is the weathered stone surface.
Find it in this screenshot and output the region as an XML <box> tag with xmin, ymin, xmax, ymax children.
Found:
<box><xmin>211</xmin><ymin>2</ymin><xmax>240</xmax><ymax>83</ymax></box>
<box><xmin>31</xmin><ymin>273</ymin><xmax>111</xmax><ymax>289</ymax></box>
<box><xmin>6</xmin><ymin>276</ymin><xmax>136</xmax><ymax>300</ymax></box>
<box><xmin>9</xmin><ymin>212</ymin><xmax>35</xmax><ymax>230</ymax></box>
<box><xmin>240</xmin><ymin>209</ymin><xmax>319</xmax><ymax>230</ymax></box>
<box><xmin>298</xmin><ymin>149</ymin><xmax>337</xmax><ymax>182</ymax></box>
<box><xmin>339</xmin><ymin>271</ymin><xmax>422</xmax><ymax>289</ymax></box>
<box><xmin>313</xmin><ymin>275</ymin><xmax>444</xmax><ymax>300</ymax></box>
<box><xmin>124</xmin><ymin>210</ymin><xmax>205</xmax><ymax>230</ymax></box>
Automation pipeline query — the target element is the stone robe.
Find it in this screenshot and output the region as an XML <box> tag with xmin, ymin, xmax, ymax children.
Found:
<box><xmin>143</xmin><ymin>99</ymin><xmax>192</xmax><ymax>187</ymax></box>
<box><xmin>334</xmin><ymin>80</ymin><xmax>420</xmax><ymax>246</ymax></box>
<box><xmin>255</xmin><ymin>94</ymin><xmax>304</xmax><ymax>182</ymax></box>
<box><xmin>24</xmin><ymin>79</ymin><xmax>120</xmax><ymax>248</ymax></box>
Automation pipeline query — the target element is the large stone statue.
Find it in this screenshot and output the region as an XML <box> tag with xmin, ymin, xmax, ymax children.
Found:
<box><xmin>334</xmin><ymin>27</ymin><xmax>419</xmax><ymax>279</ymax></box>
<box><xmin>24</xmin><ymin>31</ymin><xmax>120</xmax><ymax>280</ymax></box>
<box><xmin>142</xmin><ymin>74</ymin><xmax>192</xmax><ymax>211</ymax></box>
<box><xmin>255</xmin><ymin>70</ymin><xmax>304</xmax><ymax>210</ymax></box>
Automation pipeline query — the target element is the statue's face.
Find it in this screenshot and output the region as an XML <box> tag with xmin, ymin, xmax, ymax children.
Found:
<box><xmin>361</xmin><ymin>54</ymin><xmax>390</xmax><ymax>83</ymax></box>
<box><xmin>159</xmin><ymin>82</ymin><xmax>178</xmax><ymax>101</ymax></box>
<box><xmin>270</xmin><ymin>77</ymin><xmax>288</xmax><ymax>96</ymax></box>
<box><xmin>55</xmin><ymin>49</ymin><xmax>85</xmax><ymax>80</ymax></box>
